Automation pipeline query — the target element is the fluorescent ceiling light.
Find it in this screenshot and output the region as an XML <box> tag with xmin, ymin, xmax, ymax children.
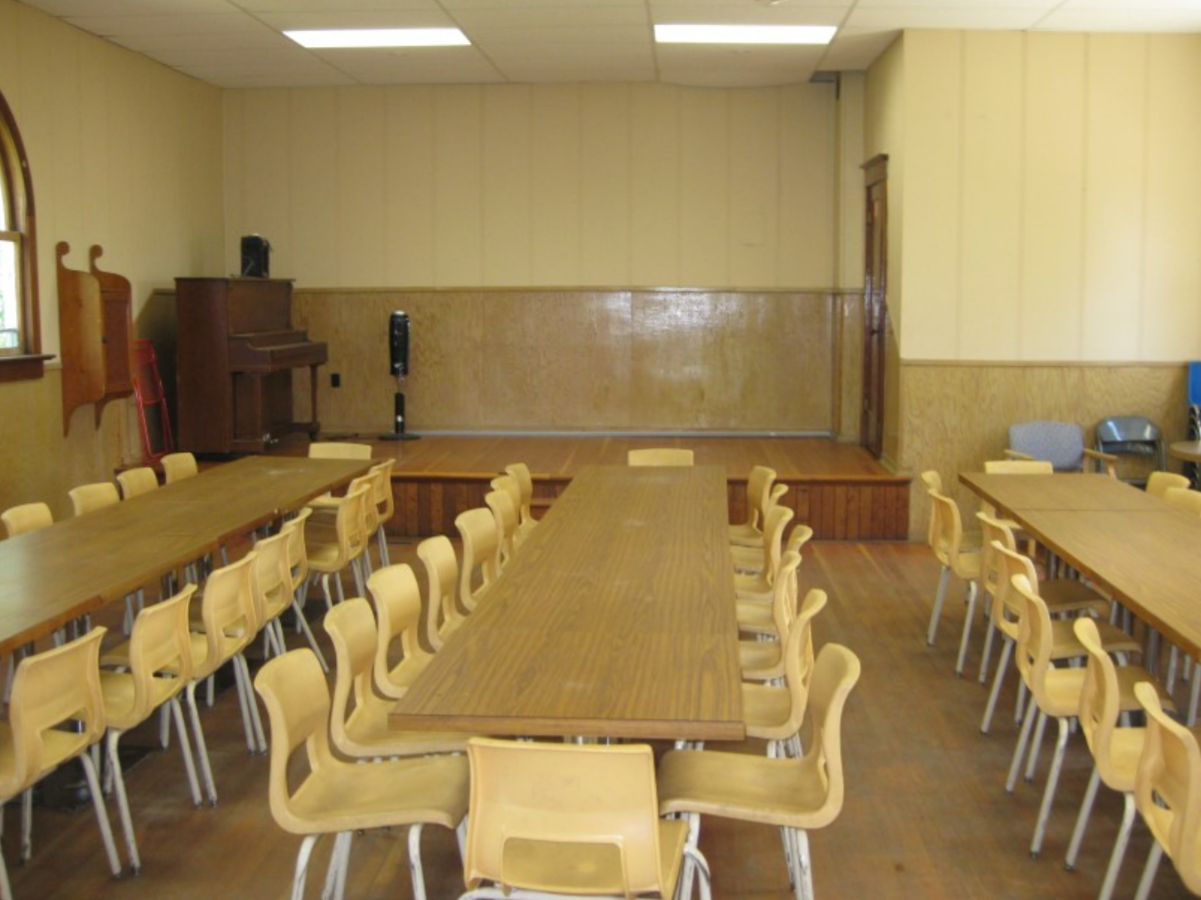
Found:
<box><xmin>654</xmin><ymin>24</ymin><xmax>836</xmax><ymax>45</ymax></box>
<box><xmin>285</xmin><ymin>28</ymin><xmax>470</xmax><ymax>49</ymax></box>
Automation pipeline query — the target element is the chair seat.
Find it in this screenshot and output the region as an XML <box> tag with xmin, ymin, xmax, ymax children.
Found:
<box><xmin>341</xmin><ymin>678</ymin><xmax>470</xmax><ymax>758</ymax></box>
<box><xmin>739</xmin><ymin>638</ymin><xmax>782</xmax><ymax>677</ymax></box>
<box><xmin>1042</xmin><ymin>579</ymin><xmax>1111</xmax><ymax>617</ymax></box>
<box><xmin>286</xmin><ymin>752</ymin><xmax>468</xmax><ymax>834</ymax></box>
<box><xmin>1041</xmin><ymin>662</ymin><xmax>1173</xmax><ymax>719</ymax></box>
<box><xmin>736</xmin><ymin>599</ymin><xmax>775</xmax><ymax>635</ymax></box>
<box><xmin>1047</xmin><ymin>617</ymin><xmax>1140</xmax><ymax>662</ymax></box>
<box><xmin>0</xmin><ymin>722</ymin><xmax>91</xmax><ymax>793</ymax></box>
<box><xmin>658</xmin><ymin>748</ymin><xmax>835</xmax><ymax>828</ymax></box>
<box><xmin>99</xmin><ymin>670</ymin><xmax>181</xmax><ymax>731</ymax></box>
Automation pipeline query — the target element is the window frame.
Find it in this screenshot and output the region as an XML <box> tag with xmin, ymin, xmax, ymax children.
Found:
<box><xmin>0</xmin><ymin>89</ymin><xmax>49</xmax><ymax>382</ymax></box>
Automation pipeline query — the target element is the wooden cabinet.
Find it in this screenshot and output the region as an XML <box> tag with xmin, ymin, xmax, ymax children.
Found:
<box><xmin>174</xmin><ymin>277</ymin><xmax>326</xmax><ymax>454</ymax></box>
<box><xmin>57</xmin><ymin>243</ymin><xmax>133</xmax><ymax>435</ymax></box>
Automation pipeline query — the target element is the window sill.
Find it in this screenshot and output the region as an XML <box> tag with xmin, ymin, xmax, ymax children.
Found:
<box><xmin>0</xmin><ymin>353</ymin><xmax>54</xmax><ymax>383</ymax></box>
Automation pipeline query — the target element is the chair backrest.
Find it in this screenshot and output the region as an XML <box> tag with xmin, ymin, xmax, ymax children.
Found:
<box><xmin>253</xmin><ymin>648</ymin><xmax>338</xmax><ymax>835</ymax></box>
<box><xmin>463</xmin><ymin>737</ymin><xmax>671</xmax><ymax>896</ymax></box>
<box><xmin>1096</xmin><ymin>415</ymin><xmax>1166</xmax><ymax>472</ymax></box>
<box><xmin>777</xmin><ymin>586</ymin><xmax>829</xmax><ymax>736</ymax></box>
<box><xmin>251</xmin><ymin>529</ymin><xmax>292</xmax><ymax>626</ymax></box>
<box><xmin>788</xmin><ymin>643</ymin><xmax>863</xmax><ymax>829</ymax></box>
<box><xmin>368</xmin><ymin>458</ymin><xmax>395</xmax><ymax>527</ymax></box>
<box><xmin>365</xmin><ymin>564</ymin><xmax>426</xmax><ymax>700</ymax></box>
<box><xmin>484</xmin><ymin>488</ymin><xmax>520</xmax><ymax>567</ymax></box>
<box><xmin>1008</xmin><ymin>421</ymin><xmax>1086</xmax><ymax>472</ymax></box>
<box><xmin>116</xmin><ymin>466</ymin><xmax>159</xmax><ymax>499</ymax></box>
<box><xmin>281</xmin><ymin>507</ymin><xmax>312</xmax><ymax>593</ymax></box>
<box><xmin>417</xmin><ymin>534</ymin><xmax>462</xmax><ymax>651</ymax></box>
<box><xmin>503</xmin><ymin>463</ymin><xmax>535</xmax><ymax>526</ymax></box>
<box><xmin>309</xmin><ymin>482</ymin><xmax>372</xmax><ymax>568</ymax></box>
<box><xmin>1134</xmin><ymin>680</ymin><xmax>1201</xmax><ymax>894</ymax></box>
<box><xmin>119</xmin><ymin>584</ymin><xmax>197</xmax><ymax>724</ymax></box>
<box><xmin>69</xmin><ymin>481</ymin><xmax>120</xmax><ymax>516</ymax></box>
<box><xmin>767</xmin><ymin>550</ymin><xmax>804</xmax><ymax>656</ymax></box>
<box><xmin>977</xmin><ymin>514</ymin><xmax>1020</xmax><ymax>632</ymax></box>
<box><xmin>1164</xmin><ymin>487</ymin><xmax>1201</xmax><ymax>517</ymax></box>
<box><xmin>347</xmin><ymin>473</ymin><xmax>381</xmax><ymax>536</ymax></box>
<box><xmin>785</xmin><ymin>523</ymin><xmax>814</xmax><ymax>557</ymax></box>
<box><xmin>161</xmin><ymin>452</ymin><xmax>198</xmax><ymax>484</ymax></box>
<box><xmin>323</xmin><ymin>598</ymin><xmax>382</xmax><ymax>755</ymax></box>
<box><xmin>308</xmin><ymin>441</ymin><xmax>372</xmax><ymax>460</ymax></box>
<box><xmin>194</xmin><ymin>552</ymin><xmax>258</xmax><ymax>678</ymax></box>
<box><xmin>1074</xmin><ymin>617</ymin><xmax>1135</xmax><ymax>791</ymax></box>
<box><xmin>627</xmin><ymin>448</ymin><xmax>694</xmax><ymax>467</ymax></box>
<box><xmin>927</xmin><ymin>490</ymin><xmax>970</xmax><ymax>569</ymax></box>
<box><xmin>984</xmin><ymin>459</ymin><xmax>1055</xmax><ymax>475</ymax></box>
<box><xmin>490</xmin><ymin>474</ymin><xmax>523</xmax><ymax>527</ymax></box>
<box><xmin>740</xmin><ymin>465</ymin><xmax>778</xmax><ymax>531</ymax></box>
<box><xmin>1</xmin><ymin>627</ymin><xmax>107</xmax><ymax>798</ymax></box>
<box><xmin>919</xmin><ymin>471</ymin><xmax>942</xmax><ymax>546</ymax></box>
<box><xmin>1009</xmin><ymin>572</ymin><xmax>1057</xmax><ymax>704</ymax></box>
<box><xmin>456</xmin><ymin>507</ymin><xmax>500</xmax><ymax>611</ymax></box>
<box><xmin>1147</xmin><ymin>471</ymin><xmax>1191</xmax><ymax>499</ymax></box>
<box><xmin>2</xmin><ymin>501</ymin><xmax>53</xmax><ymax>537</ymax></box>
<box><xmin>757</xmin><ymin>504</ymin><xmax>796</xmax><ymax>585</ymax></box>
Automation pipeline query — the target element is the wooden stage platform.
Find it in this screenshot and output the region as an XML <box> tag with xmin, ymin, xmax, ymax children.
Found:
<box><xmin>293</xmin><ymin>434</ymin><xmax>910</xmax><ymax>541</ymax></box>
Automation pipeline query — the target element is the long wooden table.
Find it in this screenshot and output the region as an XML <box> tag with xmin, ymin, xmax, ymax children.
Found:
<box><xmin>0</xmin><ymin>455</ymin><xmax>370</xmax><ymax>656</ymax></box>
<box><xmin>389</xmin><ymin>464</ymin><xmax>745</xmax><ymax>742</ymax></box>
<box><xmin>960</xmin><ymin>472</ymin><xmax>1201</xmax><ymax>658</ymax></box>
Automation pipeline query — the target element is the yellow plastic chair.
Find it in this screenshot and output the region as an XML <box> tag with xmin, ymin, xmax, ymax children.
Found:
<box><xmin>323</xmin><ymin>598</ymin><xmax>469</xmax><ymax>758</ymax></box>
<box><xmin>0</xmin><ymin>628</ymin><xmax>122</xmax><ymax>898</ymax></box>
<box><xmin>99</xmin><ymin>584</ymin><xmax>201</xmax><ymax>873</ymax></box>
<box><xmin>739</xmin><ymin>550</ymin><xmax>804</xmax><ymax>677</ymax></box>
<box><xmin>976</xmin><ymin>514</ymin><xmax>1114</xmax><ymax>732</ymax></box>
<box><xmin>627</xmin><ymin>447</ymin><xmax>694</xmax><ymax>466</ymax></box>
<box><xmin>729</xmin><ymin>465</ymin><xmax>778</xmax><ymax>546</ymax></box>
<box><xmin>365</xmin><ymin>564</ymin><xmax>436</xmax><ymax>700</ymax></box>
<box><xmin>455</xmin><ymin>507</ymin><xmax>500</xmax><ymax>613</ymax></box>
<box><xmin>1145</xmin><ymin>471</ymin><xmax>1190</xmax><ymax>499</ymax></box>
<box><xmin>417</xmin><ymin>535</ymin><xmax>469</xmax><ymax>651</ymax></box>
<box><xmin>732</xmin><ymin>516</ymin><xmax>811</xmax><ymax>577</ymax></box>
<box><xmin>1062</xmin><ymin>618</ymin><xmax>1151</xmax><ymax>900</ymax></box>
<box><xmin>160</xmin><ymin>451</ymin><xmax>198</xmax><ymax>484</ymax></box>
<box><xmin>924</xmin><ymin>489</ymin><xmax>982</xmax><ymax>668</ymax></box>
<box><xmin>503</xmin><ymin>462</ymin><xmax>540</xmax><ymax>541</ymax></box>
<box><xmin>115</xmin><ymin>466</ymin><xmax>159</xmax><ymax>500</ymax></box>
<box><xmin>484</xmin><ymin>487</ymin><xmax>520</xmax><ymax>570</ymax></box>
<box><xmin>461</xmin><ymin>736</ymin><xmax>708</xmax><ymax>900</ymax></box>
<box><xmin>742</xmin><ymin>587</ymin><xmax>828</xmax><ymax>759</ymax></box>
<box><xmin>735</xmin><ymin>523</ymin><xmax>811</xmax><ymax>636</ymax></box>
<box><xmin>1006</xmin><ymin>573</ymin><xmax>1168</xmax><ymax>858</ymax></box>
<box><xmin>248</xmin><ymin>528</ymin><xmax>292</xmax><ymax>662</ymax></box>
<box><xmin>186</xmin><ymin>552</ymin><xmax>264</xmax><ymax>802</ymax></box>
<box><xmin>1163</xmin><ymin>486</ymin><xmax>1201</xmax><ymax>517</ymax></box>
<box><xmin>1131</xmin><ymin>680</ymin><xmax>1201</xmax><ymax>900</ymax></box>
<box><xmin>367</xmin><ymin>458</ymin><xmax>395</xmax><ymax>568</ymax></box>
<box><xmin>280</xmin><ymin>508</ymin><xmax>329</xmax><ymax>672</ymax></box>
<box><xmin>303</xmin><ymin>481</ymin><xmax>371</xmax><ymax>608</ymax></box>
<box><xmin>254</xmin><ymin>648</ymin><xmax>469</xmax><ymax>900</ymax></box>
<box><xmin>1</xmin><ymin>502</ymin><xmax>52</xmax><ymax>537</ymax></box>
<box><xmin>307</xmin><ymin>441</ymin><xmax>372</xmax><ymax>460</ymax></box>
<box><xmin>657</xmin><ymin>643</ymin><xmax>862</xmax><ymax>900</ymax></box>
<box><xmin>731</xmin><ymin>483</ymin><xmax>789</xmax><ymax>551</ymax></box>
<box><xmin>69</xmin><ymin>481</ymin><xmax>120</xmax><ymax>516</ymax></box>
<box><xmin>490</xmin><ymin>473</ymin><xmax>530</xmax><ymax>553</ymax></box>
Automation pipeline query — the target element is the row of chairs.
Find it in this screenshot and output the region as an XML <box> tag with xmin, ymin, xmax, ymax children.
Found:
<box><xmin>920</xmin><ymin>464</ymin><xmax>1201</xmax><ymax>900</ymax></box>
<box><xmin>251</xmin><ymin>456</ymin><xmax>863</xmax><ymax>900</ymax></box>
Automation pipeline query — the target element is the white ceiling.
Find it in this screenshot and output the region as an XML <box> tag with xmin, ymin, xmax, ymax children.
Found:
<box><xmin>17</xmin><ymin>0</ymin><xmax>1201</xmax><ymax>89</ymax></box>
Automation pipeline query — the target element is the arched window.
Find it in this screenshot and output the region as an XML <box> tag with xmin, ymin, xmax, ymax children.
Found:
<box><xmin>0</xmin><ymin>88</ymin><xmax>45</xmax><ymax>380</ymax></box>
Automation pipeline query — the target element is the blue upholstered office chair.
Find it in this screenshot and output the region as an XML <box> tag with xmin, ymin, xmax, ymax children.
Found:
<box><xmin>1007</xmin><ymin>421</ymin><xmax>1117</xmax><ymax>476</ymax></box>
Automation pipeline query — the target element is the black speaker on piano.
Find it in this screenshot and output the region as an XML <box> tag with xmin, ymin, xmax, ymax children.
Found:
<box><xmin>381</xmin><ymin>310</ymin><xmax>419</xmax><ymax>441</ymax></box>
<box><xmin>240</xmin><ymin>235</ymin><xmax>271</xmax><ymax>278</ymax></box>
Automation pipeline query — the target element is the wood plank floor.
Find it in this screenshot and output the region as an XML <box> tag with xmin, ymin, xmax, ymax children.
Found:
<box><xmin>7</xmin><ymin>538</ymin><xmax>1192</xmax><ymax>900</ymax></box>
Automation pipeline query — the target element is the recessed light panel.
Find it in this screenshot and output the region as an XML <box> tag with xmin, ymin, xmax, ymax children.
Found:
<box><xmin>654</xmin><ymin>24</ymin><xmax>836</xmax><ymax>45</ymax></box>
<box><xmin>285</xmin><ymin>29</ymin><xmax>470</xmax><ymax>49</ymax></box>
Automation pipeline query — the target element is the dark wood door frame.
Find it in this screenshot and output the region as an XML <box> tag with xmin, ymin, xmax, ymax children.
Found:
<box><xmin>861</xmin><ymin>154</ymin><xmax>888</xmax><ymax>460</ymax></box>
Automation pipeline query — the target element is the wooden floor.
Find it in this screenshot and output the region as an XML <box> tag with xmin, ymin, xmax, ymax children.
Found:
<box><xmin>8</xmin><ymin>538</ymin><xmax>1193</xmax><ymax>900</ymax></box>
<box><xmin>279</xmin><ymin>435</ymin><xmax>911</xmax><ymax>541</ymax></box>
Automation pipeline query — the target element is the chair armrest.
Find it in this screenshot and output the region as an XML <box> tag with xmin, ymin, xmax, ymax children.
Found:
<box><xmin>1003</xmin><ymin>449</ymin><xmax>1035</xmax><ymax>461</ymax></box>
<box><xmin>1083</xmin><ymin>448</ymin><xmax>1119</xmax><ymax>478</ymax></box>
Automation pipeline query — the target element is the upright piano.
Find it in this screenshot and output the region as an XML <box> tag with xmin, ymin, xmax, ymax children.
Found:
<box><xmin>175</xmin><ymin>277</ymin><xmax>328</xmax><ymax>454</ymax></box>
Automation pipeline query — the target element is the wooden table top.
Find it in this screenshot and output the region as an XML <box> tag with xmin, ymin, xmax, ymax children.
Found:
<box><xmin>0</xmin><ymin>456</ymin><xmax>369</xmax><ymax>655</ymax></box>
<box><xmin>960</xmin><ymin>471</ymin><xmax>1201</xmax><ymax>657</ymax></box>
<box><xmin>389</xmin><ymin>464</ymin><xmax>745</xmax><ymax>742</ymax></box>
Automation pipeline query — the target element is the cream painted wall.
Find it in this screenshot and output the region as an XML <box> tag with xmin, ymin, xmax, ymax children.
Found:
<box><xmin>223</xmin><ymin>83</ymin><xmax>840</xmax><ymax>290</ymax></box>
<box><xmin>0</xmin><ymin>0</ymin><xmax>224</xmax><ymax>519</ymax></box>
<box><xmin>890</xmin><ymin>30</ymin><xmax>1201</xmax><ymax>363</ymax></box>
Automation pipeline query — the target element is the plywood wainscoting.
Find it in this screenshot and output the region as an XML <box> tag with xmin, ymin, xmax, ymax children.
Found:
<box><xmin>899</xmin><ymin>361</ymin><xmax>1188</xmax><ymax>540</ymax></box>
<box><xmin>293</xmin><ymin>288</ymin><xmax>839</xmax><ymax>435</ymax></box>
